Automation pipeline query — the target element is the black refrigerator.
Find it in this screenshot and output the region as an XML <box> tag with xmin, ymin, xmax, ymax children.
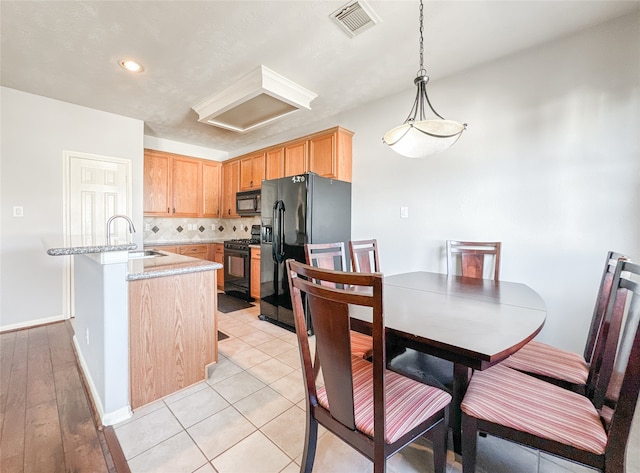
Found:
<box><xmin>259</xmin><ymin>172</ymin><xmax>351</xmax><ymax>332</ymax></box>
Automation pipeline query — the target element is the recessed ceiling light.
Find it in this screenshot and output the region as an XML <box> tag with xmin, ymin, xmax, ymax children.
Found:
<box><xmin>119</xmin><ymin>60</ymin><xmax>143</xmax><ymax>73</ymax></box>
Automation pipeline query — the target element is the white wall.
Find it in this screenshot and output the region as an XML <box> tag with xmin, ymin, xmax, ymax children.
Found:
<box><xmin>0</xmin><ymin>88</ymin><xmax>144</xmax><ymax>329</ymax></box>
<box><xmin>338</xmin><ymin>12</ymin><xmax>640</xmax><ymax>352</ymax></box>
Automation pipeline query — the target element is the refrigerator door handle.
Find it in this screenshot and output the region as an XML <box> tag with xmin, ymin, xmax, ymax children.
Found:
<box><xmin>273</xmin><ymin>200</ymin><xmax>286</xmax><ymax>263</ymax></box>
<box><xmin>272</xmin><ymin>201</ymin><xmax>279</xmax><ymax>262</ymax></box>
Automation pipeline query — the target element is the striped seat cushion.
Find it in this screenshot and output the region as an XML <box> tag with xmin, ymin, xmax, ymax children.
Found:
<box><xmin>461</xmin><ymin>364</ymin><xmax>607</xmax><ymax>455</ymax></box>
<box><xmin>501</xmin><ymin>341</ymin><xmax>589</xmax><ymax>385</ymax></box>
<box><xmin>317</xmin><ymin>356</ymin><xmax>451</xmax><ymax>444</ymax></box>
<box><xmin>350</xmin><ymin>331</ymin><xmax>373</xmax><ymax>359</ymax></box>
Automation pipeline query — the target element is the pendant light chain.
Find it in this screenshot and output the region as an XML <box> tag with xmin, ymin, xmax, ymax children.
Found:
<box><xmin>418</xmin><ymin>0</ymin><xmax>425</xmax><ymax>76</ymax></box>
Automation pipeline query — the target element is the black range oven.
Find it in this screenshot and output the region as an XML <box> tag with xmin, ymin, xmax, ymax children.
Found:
<box><xmin>223</xmin><ymin>225</ymin><xmax>260</xmax><ymax>301</ymax></box>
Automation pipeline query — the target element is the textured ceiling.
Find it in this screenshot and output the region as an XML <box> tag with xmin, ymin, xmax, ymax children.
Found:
<box><xmin>2</xmin><ymin>1</ymin><xmax>638</xmax><ymax>156</ymax></box>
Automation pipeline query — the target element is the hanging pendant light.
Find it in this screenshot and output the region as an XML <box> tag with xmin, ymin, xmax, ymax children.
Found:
<box><xmin>383</xmin><ymin>0</ymin><xmax>466</xmax><ymax>158</ymax></box>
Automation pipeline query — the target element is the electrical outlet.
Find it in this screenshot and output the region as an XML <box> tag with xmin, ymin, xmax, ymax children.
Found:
<box><xmin>145</xmin><ymin>223</ymin><xmax>151</xmax><ymax>231</ymax></box>
<box><xmin>13</xmin><ymin>206</ymin><xmax>23</xmax><ymax>217</ymax></box>
<box><xmin>400</xmin><ymin>206</ymin><xmax>409</xmax><ymax>218</ymax></box>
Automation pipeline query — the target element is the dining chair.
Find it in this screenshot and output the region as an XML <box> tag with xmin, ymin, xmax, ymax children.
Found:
<box><xmin>501</xmin><ymin>251</ymin><xmax>629</xmax><ymax>394</ymax></box>
<box><xmin>304</xmin><ymin>242</ymin><xmax>373</xmax><ymax>359</ymax></box>
<box><xmin>349</xmin><ymin>239</ymin><xmax>381</xmax><ymax>273</ymax></box>
<box><xmin>460</xmin><ymin>259</ymin><xmax>640</xmax><ymax>473</ymax></box>
<box><xmin>446</xmin><ymin>240</ymin><xmax>501</xmax><ymax>280</ymax></box>
<box><xmin>286</xmin><ymin>259</ymin><xmax>452</xmax><ymax>473</ymax></box>
<box><xmin>388</xmin><ymin>241</ymin><xmax>502</xmax><ymax>391</ymax></box>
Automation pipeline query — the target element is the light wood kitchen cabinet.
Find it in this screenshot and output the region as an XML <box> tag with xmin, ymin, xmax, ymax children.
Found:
<box><xmin>209</xmin><ymin>243</ymin><xmax>225</xmax><ymax>290</ymax></box>
<box><xmin>143</xmin><ymin>149</ymin><xmax>222</xmax><ymax>218</ymax></box>
<box><xmin>178</xmin><ymin>244</ymin><xmax>208</xmax><ymax>259</ymax></box>
<box><xmin>171</xmin><ymin>156</ymin><xmax>201</xmax><ymax>217</ymax></box>
<box><xmin>250</xmin><ymin>246</ymin><xmax>260</xmax><ymax>300</ymax></box>
<box><xmin>144</xmin><ymin>149</ymin><xmax>222</xmax><ymax>217</ymax></box>
<box><xmin>129</xmin><ymin>270</ymin><xmax>217</xmax><ymax>409</ymax></box>
<box><xmin>265</xmin><ymin>147</ymin><xmax>284</xmax><ymax>181</ymax></box>
<box><xmin>143</xmin><ymin>150</ymin><xmax>200</xmax><ymax>217</ymax></box>
<box><xmin>219</xmin><ymin>126</ymin><xmax>353</xmax><ymax>203</ymax></box>
<box><xmin>284</xmin><ymin>139</ymin><xmax>308</xmax><ymax>176</ymax></box>
<box><xmin>308</xmin><ymin>127</ymin><xmax>353</xmax><ymax>182</ymax></box>
<box><xmin>202</xmin><ymin>160</ymin><xmax>222</xmax><ymax>217</ymax></box>
<box><xmin>143</xmin><ymin>151</ymin><xmax>171</xmax><ymax>216</ymax></box>
<box><xmin>221</xmin><ymin>160</ymin><xmax>240</xmax><ymax>218</ymax></box>
<box><xmin>239</xmin><ymin>152</ymin><xmax>265</xmax><ymax>191</ymax></box>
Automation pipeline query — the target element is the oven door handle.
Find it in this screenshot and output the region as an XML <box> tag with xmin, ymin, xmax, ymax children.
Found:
<box><xmin>273</xmin><ymin>200</ymin><xmax>285</xmax><ymax>264</ymax></box>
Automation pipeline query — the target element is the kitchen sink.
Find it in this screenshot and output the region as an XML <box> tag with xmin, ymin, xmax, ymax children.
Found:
<box><xmin>128</xmin><ymin>250</ymin><xmax>166</xmax><ymax>259</ymax></box>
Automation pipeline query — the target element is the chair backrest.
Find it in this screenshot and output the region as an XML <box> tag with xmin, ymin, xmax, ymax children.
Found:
<box><xmin>304</xmin><ymin>242</ymin><xmax>348</xmax><ymax>271</ymax></box>
<box><xmin>591</xmin><ymin>260</ymin><xmax>640</xmax><ymax>409</ymax></box>
<box><xmin>349</xmin><ymin>239</ymin><xmax>381</xmax><ymax>273</ymax></box>
<box><xmin>286</xmin><ymin>259</ymin><xmax>385</xmax><ymax>435</ymax></box>
<box><xmin>583</xmin><ymin>251</ymin><xmax>628</xmax><ymax>363</ymax></box>
<box><xmin>585</xmin><ymin>254</ymin><xmax>630</xmax><ymax>400</ymax></box>
<box><xmin>446</xmin><ymin>240</ymin><xmax>501</xmax><ymax>281</ymax></box>
<box><xmin>593</xmin><ymin>260</ymin><xmax>640</xmax><ymax>461</ymax></box>
<box><xmin>304</xmin><ymin>242</ymin><xmax>349</xmax><ymax>288</ymax></box>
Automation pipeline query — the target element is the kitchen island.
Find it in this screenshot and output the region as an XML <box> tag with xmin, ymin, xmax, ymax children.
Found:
<box><xmin>47</xmin><ymin>240</ymin><xmax>221</xmax><ymax>425</ymax></box>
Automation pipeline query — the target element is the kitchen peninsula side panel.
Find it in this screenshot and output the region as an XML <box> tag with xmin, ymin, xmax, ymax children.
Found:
<box><xmin>129</xmin><ymin>270</ymin><xmax>217</xmax><ymax>409</ymax></box>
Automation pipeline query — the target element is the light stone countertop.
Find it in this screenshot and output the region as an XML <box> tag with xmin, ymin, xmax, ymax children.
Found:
<box><xmin>45</xmin><ymin>237</ymin><xmax>221</xmax><ymax>280</ymax></box>
<box><xmin>144</xmin><ymin>239</ymin><xmax>227</xmax><ymax>246</ymax></box>
<box><xmin>127</xmin><ymin>250</ymin><xmax>221</xmax><ymax>281</ymax></box>
<box><xmin>45</xmin><ymin>235</ymin><xmax>137</xmax><ymax>256</ymax></box>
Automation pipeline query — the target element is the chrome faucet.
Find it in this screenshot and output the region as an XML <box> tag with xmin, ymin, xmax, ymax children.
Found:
<box><xmin>106</xmin><ymin>214</ymin><xmax>136</xmax><ymax>245</ymax></box>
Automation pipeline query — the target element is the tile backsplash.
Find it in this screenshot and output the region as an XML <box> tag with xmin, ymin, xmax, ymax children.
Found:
<box><xmin>143</xmin><ymin>216</ymin><xmax>260</xmax><ymax>244</ymax></box>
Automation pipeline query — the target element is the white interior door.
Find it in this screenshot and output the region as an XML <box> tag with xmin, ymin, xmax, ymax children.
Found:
<box><xmin>64</xmin><ymin>152</ymin><xmax>132</xmax><ymax>317</ymax></box>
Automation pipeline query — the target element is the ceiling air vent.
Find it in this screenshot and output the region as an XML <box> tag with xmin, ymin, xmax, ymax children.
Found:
<box><xmin>330</xmin><ymin>0</ymin><xmax>381</xmax><ymax>38</ymax></box>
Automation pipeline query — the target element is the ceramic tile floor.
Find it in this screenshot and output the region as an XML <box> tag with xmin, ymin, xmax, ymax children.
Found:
<box><xmin>115</xmin><ymin>303</ymin><xmax>640</xmax><ymax>473</ymax></box>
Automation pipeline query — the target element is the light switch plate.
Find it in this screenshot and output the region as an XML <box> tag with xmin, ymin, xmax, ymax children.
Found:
<box><xmin>400</xmin><ymin>206</ymin><xmax>409</xmax><ymax>218</ymax></box>
<box><xmin>13</xmin><ymin>206</ymin><xmax>24</xmax><ymax>217</ymax></box>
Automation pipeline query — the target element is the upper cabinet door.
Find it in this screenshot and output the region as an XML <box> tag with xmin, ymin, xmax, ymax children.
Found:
<box><xmin>171</xmin><ymin>157</ymin><xmax>201</xmax><ymax>217</ymax></box>
<box><xmin>265</xmin><ymin>147</ymin><xmax>284</xmax><ymax>181</ymax></box>
<box><xmin>144</xmin><ymin>151</ymin><xmax>171</xmax><ymax>215</ymax></box>
<box><xmin>308</xmin><ymin>132</ymin><xmax>336</xmax><ymax>178</ymax></box>
<box><xmin>308</xmin><ymin>127</ymin><xmax>353</xmax><ymax>182</ymax></box>
<box><xmin>284</xmin><ymin>140</ymin><xmax>308</xmax><ymax>177</ymax></box>
<box><xmin>222</xmin><ymin>160</ymin><xmax>240</xmax><ymax>218</ymax></box>
<box><xmin>202</xmin><ymin>160</ymin><xmax>221</xmax><ymax>217</ymax></box>
<box><xmin>239</xmin><ymin>153</ymin><xmax>265</xmax><ymax>191</ymax></box>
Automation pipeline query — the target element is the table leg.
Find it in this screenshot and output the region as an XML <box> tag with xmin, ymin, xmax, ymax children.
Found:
<box><xmin>452</xmin><ymin>363</ymin><xmax>470</xmax><ymax>455</ymax></box>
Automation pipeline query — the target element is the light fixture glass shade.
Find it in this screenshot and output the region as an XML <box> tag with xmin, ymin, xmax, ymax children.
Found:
<box><xmin>383</xmin><ymin>119</ymin><xmax>465</xmax><ymax>158</ymax></box>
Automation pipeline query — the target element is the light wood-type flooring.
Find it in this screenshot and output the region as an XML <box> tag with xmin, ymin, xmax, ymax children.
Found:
<box><xmin>0</xmin><ymin>321</ymin><xmax>128</xmax><ymax>473</ymax></box>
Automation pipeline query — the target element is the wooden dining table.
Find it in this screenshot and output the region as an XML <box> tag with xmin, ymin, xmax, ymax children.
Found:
<box><xmin>348</xmin><ymin>271</ymin><xmax>547</xmax><ymax>454</ymax></box>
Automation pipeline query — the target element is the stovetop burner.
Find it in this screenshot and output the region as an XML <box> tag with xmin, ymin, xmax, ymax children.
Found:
<box><xmin>227</xmin><ymin>238</ymin><xmax>259</xmax><ymax>244</ymax></box>
<box><xmin>224</xmin><ymin>225</ymin><xmax>261</xmax><ymax>249</ymax></box>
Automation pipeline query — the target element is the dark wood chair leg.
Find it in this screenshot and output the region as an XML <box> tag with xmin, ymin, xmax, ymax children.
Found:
<box><xmin>300</xmin><ymin>413</ymin><xmax>318</xmax><ymax>473</ymax></box>
<box><xmin>431</xmin><ymin>418</ymin><xmax>447</xmax><ymax>473</ymax></box>
<box><xmin>452</xmin><ymin>363</ymin><xmax>470</xmax><ymax>454</ymax></box>
<box><xmin>373</xmin><ymin>441</ymin><xmax>386</xmax><ymax>473</ymax></box>
<box><xmin>461</xmin><ymin>413</ymin><xmax>478</xmax><ymax>473</ymax></box>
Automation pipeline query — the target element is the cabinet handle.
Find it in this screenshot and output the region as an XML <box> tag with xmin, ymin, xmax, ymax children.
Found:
<box><xmin>173</xmin><ymin>208</ymin><xmax>176</xmax><ymax>214</ymax></box>
<box><xmin>228</xmin><ymin>209</ymin><xmax>231</xmax><ymax>215</ymax></box>
<box><xmin>167</xmin><ymin>207</ymin><xmax>170</xmax><ymax>214</ymax></box>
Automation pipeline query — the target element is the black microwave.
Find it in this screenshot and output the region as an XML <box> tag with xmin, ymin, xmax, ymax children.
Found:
<box><xmin>236</xmin><ymin>189</ymin><xmax>261</xmax><ymax>216</ymax></box>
